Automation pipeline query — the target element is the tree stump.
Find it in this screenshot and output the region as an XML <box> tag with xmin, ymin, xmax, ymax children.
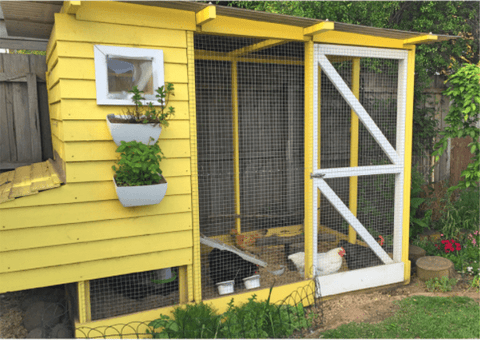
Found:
<box><xmin>416</xmin><ymin>256</ymin><xmax>454</xmax><ymax>281</ymax></box>
<box><xmin>409</xmin><ymin>245</ymin><xmax>426</xmax><ymax>268</ymax></box>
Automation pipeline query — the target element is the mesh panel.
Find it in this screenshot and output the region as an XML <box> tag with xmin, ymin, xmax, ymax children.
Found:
<box><xmin>318</xmin><ymin>52</ymin><xmax>400</xmax><ymax>272</ymax></box>
<box><xmin>195</xmin><ymin>34</ymin><xmax>305</xmax><ymax>300</ymax></box>
<box><xmin>89</xmin><ymin>268</ymin><xmax>180</xmax><ymax>321</ymax></box>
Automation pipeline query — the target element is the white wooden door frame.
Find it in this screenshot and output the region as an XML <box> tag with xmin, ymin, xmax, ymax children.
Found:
<box><xmin>312</xmin><ymin>44</ymin><xmax>409</xmax><ymax>297</ymax></box>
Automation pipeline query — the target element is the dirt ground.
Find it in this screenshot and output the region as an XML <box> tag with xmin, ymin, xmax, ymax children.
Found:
<box><xmin>299</xmin><ymin>273</ymin><xmax>480</xmax><ymax>338</ymax></box>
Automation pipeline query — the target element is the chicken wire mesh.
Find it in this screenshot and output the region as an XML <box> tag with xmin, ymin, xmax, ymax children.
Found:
<box><xmin>195</xmin><ymin>34</ymin><xmax>306</xmax><ymax>299</ymax></box>
<box><xmin>76</xmin><ymin>281</ymin><xmax>322</xmax><ymax>339</ymax></box>
<box><xmin>317</xmin><ymin>54</ymin><xmax>401</xmax><ymax>272</ymax></box>
<box><xmin>88</xmin><ymin>267</ymin><xmax>180</xmax><ymax>321</ymax></box>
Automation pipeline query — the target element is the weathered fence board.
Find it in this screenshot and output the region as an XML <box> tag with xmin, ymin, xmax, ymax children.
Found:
<box><xmin>0</xmin><ymin>53</ymin><xmax>51</xmax><ymax>170</ymax></box>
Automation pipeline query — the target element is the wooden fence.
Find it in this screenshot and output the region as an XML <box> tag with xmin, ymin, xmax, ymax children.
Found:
<box><xmin>0</xmin><ymin>53</ymin><xmax>51</xmax><ymax>171</ymax></box>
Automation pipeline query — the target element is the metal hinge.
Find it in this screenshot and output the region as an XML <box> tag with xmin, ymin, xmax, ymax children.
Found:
<box><xmin>310</xmin><ymin>172</ymin><xmax>325</xmax><ymax>179</ymax></box>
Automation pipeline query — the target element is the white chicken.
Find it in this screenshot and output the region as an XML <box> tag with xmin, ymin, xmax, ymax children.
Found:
<box><xmin>287</xmin><ymin>247</ymin><xmax>346</xmax><ymax>277</ymax></box>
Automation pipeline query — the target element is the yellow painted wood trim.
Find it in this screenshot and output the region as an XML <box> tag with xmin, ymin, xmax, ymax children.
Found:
<box><xmin>314</xmin><ymin>31</ymin><xmax>406</xmax><ymax>49</ymax></box>
<box><xmin>304</xmin><ymin>22</ymin><xmax>334</xmax><ymax>36</ymax></box>
<box><xmin>63</xmin><ymin>1</ymin><xmax>81</xmax><ymax>15</ymax></box>
<box><xmin>348</xmin><ymin>58</ymin><xmax>360</xmax><ymax>244</ymax></box>
<box><xmin>0</xmin><ymin>248</ymin><xmax>192</xmax><ymax>293</ymax></box>
<box><xmin>1</xmin><ymin>231</ymin><xmax>193</xmax><ymax>273</ymax></box>
<box><xmin>0</xmin><ymin>213</ymin><xmax>193</xmax><ymax>252</ymax></box>
<box><xmin>304</xmin><ymin>41</ymin><xmax>314</xmax><ymax>279</ymax></box>
<box><xmin>178</xmin><ymin>266</ymin><xmax>188</xmax><ymax>304</ymax></box>
<box><xmin>78</xmin><ymin>281</ymin><xmax>91</xmax><ymax>323</ymax></box>
<box><xmin>403</xmin><ymin>35</ymin><xmax>437</xmax><ymax>46</ymax></box>
<box><xmin>195</xmin><ymin>52</ymin><xmax>304</xmax><ymax>65</ymax></box>
<box><xmin>58</xmin><ymin>100</ymin><xmax>190</xmax><ymax>121</ymax></box>
<box><xmin>64</xmin><ymin>159</ymin><xmax>191</xmax><ymax>183</ymax></box>
<box><xmin>232</xmin><ymin>60</ymin><xmax>241</xmax><ymax>234</ymax></box>
<box><xmin>186</xmin><ymin>30</ymin><xmax>202</xmax><ymax>303</ymax></box>
<box><xmin>54</xmin><ymin>13</ymin><xmax>188</xmax><ymax>48</ymax></box>
<box><xmin>317</xmin><ymin>64</ymin><xmax>321</xmax><ymax>228</ymax></box>
<box><xmin>2</xmin><ymin>195</ymin><xmax>192</xmax><ymax>230</ymax></box>
<box><xmin>227</xmin><ymin>39</ymin><xmax>286</xmax><ymax>57</ymax></box>
<box><xmin>201</xmin><ymin>15</ymin><xmax>304</xmax><ymax>40</ymax></box>
<box><xmin>74</xmin><ymin>1</ymin><xmax>196</xmax><ymax>32</ymax></box>
<box><xmin>46</xmin><ymin>24</ymin><xmax>57</xmax><ymax>65</ymax></box>
<box><xmin>74</xmin><ymin>279</ymin><xmax>315</xmax><ymax>332</ymax></box>
<box><xmin>402</xmin><ymin>47</ymin><xmax>416</xmax><ymax>283</ymax></box>
<box><xmin>196</xmin><ymin>6</ymin><xmax>216</xmax><ymax>26</ymax></box>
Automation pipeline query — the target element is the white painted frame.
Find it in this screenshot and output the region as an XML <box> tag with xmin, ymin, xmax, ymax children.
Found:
<box><xmin>94</xmin><ymin>45</ymin><xmax>165</xmax><ymax>106</ymax></box>
<box><xmin>312</xmin><ymin>44</ymin><xmax>408</xmax><ymax>297</ymax></box>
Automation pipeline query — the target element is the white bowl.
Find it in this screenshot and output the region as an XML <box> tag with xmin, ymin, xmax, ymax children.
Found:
<box><xmin>216</xmin><ymin>280</ymin><xmax>234</xmax><ymax>295</ymax></box>
<box><xmin>243</xmin><ymin>274</ymin><xmax>260</xmax><ymax>289</ymax></box>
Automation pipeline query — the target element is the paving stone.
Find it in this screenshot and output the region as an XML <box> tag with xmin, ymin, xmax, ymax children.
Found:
<box><xmin>26</xmin><ymin>327</ymin><xmax>46</xmax><ymax>338</ymax></box>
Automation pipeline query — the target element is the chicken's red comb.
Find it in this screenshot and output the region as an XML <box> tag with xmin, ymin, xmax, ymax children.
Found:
<box><xmin>379</xmin><ymin>235</ymin><xmax>384</xmax><ymax>246</ymax></box>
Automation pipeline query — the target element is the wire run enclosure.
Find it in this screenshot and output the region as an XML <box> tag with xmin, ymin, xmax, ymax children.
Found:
<box><xmin>195</xmin><ymin>34</ymin><xmax>307</xmax><ymax>299</ymax></box>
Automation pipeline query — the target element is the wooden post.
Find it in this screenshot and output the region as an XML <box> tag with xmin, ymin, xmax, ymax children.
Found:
<box><xmin>232</xmin><ymin>60</ymin><xmax>241</xmax><ymax>233</ymax></box>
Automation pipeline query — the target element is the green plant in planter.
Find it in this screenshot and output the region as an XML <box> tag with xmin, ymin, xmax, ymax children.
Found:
<box><xmin>112</xmin><ymin>138</ymin><xmax>164</xmax><ymax>187</ymax></box>
<box><xmin>124</xmin><ymin>83</ymin><xmax>175</xmax><ymax>126</ymax></box>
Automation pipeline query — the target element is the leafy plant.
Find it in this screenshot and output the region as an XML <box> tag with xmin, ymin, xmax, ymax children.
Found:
<box><xmin>124</xmin><ymin>83</ymin><xmax>175</xmax><ymax>126</ymax></box>
<box><xmin>432</xmin><ymin>63</ymin><xmax>480</xmax><ymax>191</ymax></box>
<box><xmin>148</xmin><ymin>302</ymin><xmax>222</xmax><ymax>339</ymax></box>
<box><xmin>147</xmin><ymin>286</ymin><xmax>314</xmax><ymax>339</ymax></box>
<box><xmin>425</xmin><ymin>276</ymin><xmax>457</xmax><ymax>293</ymax></box>
<box><xmin>112</xmin><ymin>138</ymin><xmax>164</xmax><ymax>187</ymax></box>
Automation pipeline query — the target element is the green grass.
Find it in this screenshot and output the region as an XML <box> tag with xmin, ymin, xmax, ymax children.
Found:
<box><xmin>319</xmin><ymin>295</ymin><xmax>480</xmax><ymax>338</ymax></box>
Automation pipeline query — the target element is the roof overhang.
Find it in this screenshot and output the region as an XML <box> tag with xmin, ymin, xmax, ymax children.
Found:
<box><xmin>0</xmin><ymin>0</ymin><xmax>457</xmax><ymax>51</ymax></box>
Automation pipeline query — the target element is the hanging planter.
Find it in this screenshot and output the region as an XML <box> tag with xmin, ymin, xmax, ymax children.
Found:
<box><xmin>112</xmin><ymin>139</ymin><xmax>167</xmax><ymax>208</ymax></box>
<box><xmin>106</xmin><ymin>84</ymin><xmax>175</xmax><ymax>146</ymax></box>
<box><xmin>114</xmin><ymin>174</ymin><xmax>167</xmax><ymax>207</ymax></box>
<box><xmin>107</xmin><ymin>114</ymin><xmax>162</xmax><ymax>146</ymax></box>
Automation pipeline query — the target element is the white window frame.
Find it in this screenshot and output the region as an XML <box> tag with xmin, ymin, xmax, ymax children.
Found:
<box><xmin>93</xmin><ymin>45</ymin><xmax>164</xmax><ymax>106</ymax></box>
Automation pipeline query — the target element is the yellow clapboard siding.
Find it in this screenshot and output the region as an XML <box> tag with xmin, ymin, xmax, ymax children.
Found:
<box><xmin>76</xmin><ymin>1</ymin><xmax>196</xmax><ymax>32</ymax></box>
<box><xmin>0</xmin><ymin>248</ymin><xmax>192</xmax><ymax>293</ymax></box>
<box><xmin>0</xmin><ymin>177</ymin><xmax>192</xmax><ymax>209</ymax></box>
<box><xmin>65</xmin><ymin>158</ymin><xmax>191</xmax><ymax>183</ymax></box>
<box><xmin>56</xmin><ymin>79</ymin><xmax>189</xmax><ymax>101</ymax></box>
<box><xmin>64</xmin><ymin>139</ymin><xmax>191</xmax><ymax>161</ymax></box>
<box><xmin>315</xmin><ymin>31</ymin><xmax>405</xmax><ymax>49</ymax></box>
<box><xmin>56</xmin><ymin>41</ymin><xmax>188</xmax><ymax>64</ymax></box>
<box><xmin>48</xmin><ymin>82</ymin><xmax>61</xmax><ymax>103</ymax></box>
<box><xmin>47</xmin><ymin>45</ymin><xmax>58</xmax><ymax>75</ymax></box>
<box><xmin>50</xmin><ymin>119</ymin><xmax>64</xmax><ymax>140</ymax></box>
<box><xmin>48</xmin><ymin>102</ymin><xmax>61</xmax><ymax>120</ymax></box>
<box><xmin>59</xmin><ymin>99</ymin><xmax>189</xmax><ymax>120</ymax></box>
<box><xmin>51</xmin><ymin>58</ymin><xmax>188</xmax><ymax>84</ymax></box>
<box><xmin>1</xmin><ymin>230</ymin><xmax>192</xmax><ymax>273</ymax></box>
<box><xmin>51</xmin><ymin>135</ymin><xmax>65</xmax><ymax>160</ymax></box>
<box><xmin>46</xmin><ymin>24</ymin><xmax>57</xmax><ymax>64</ymax></box>
<box><xmin>61</xmin><ymin>119</ymin><xmax>190</xmax><ymax>141</ymax></box>
<box><xmin>2</xmin><ymin>194</ymin><xmax>191</xmax><ymax>230</ymax></box>
<box><xmin>201</xmin><ymin>15</ymin><xmax>304</xmax><ymax>40</ymax></box>
<box><xmin>1</xmin><ymin>212</ymin><xmax>192</xmax><ymax>252</ymax></box>
<box><xmin>54</xmin><ymin>13</ymin><xmax>187</xmax><ymax>48</ymax></box>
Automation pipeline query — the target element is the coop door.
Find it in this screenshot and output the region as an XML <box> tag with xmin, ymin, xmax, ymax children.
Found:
<box><xmin>312</xmin><ymin>44</ymin><xmax>408</xmax><ymax>297</ymax></box>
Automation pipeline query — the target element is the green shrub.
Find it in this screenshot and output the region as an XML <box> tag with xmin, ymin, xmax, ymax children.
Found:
<box><xmin>425</xmin><ymin>276</ymin><xmax>457</xmax><ymax>292</ymax></box>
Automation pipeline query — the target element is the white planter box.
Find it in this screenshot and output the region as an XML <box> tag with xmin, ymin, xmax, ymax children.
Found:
<box><xmin>113</xmin><ymin>175</ymin><xmax>167</xmax><ymax>207</ymax></box>
<box><xmin>107</xmin><ymin>114</ymin><xmax>162</xmax><ymax>146</ymax></box>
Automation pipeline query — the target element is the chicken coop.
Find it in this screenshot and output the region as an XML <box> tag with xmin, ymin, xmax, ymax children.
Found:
<box><xmin>0</xmin><ymin>1</ymin><xmax>456</xmax><ymax>337</ymax></box>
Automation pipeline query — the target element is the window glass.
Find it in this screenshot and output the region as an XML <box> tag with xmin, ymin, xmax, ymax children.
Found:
<box><xmin>106</xmin><ymin>57</ymin><xmax>154</xmax><ymax>99</ymax></box>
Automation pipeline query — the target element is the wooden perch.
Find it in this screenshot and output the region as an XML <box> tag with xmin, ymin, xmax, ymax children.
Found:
<box><xmin>200</xmin><ymin>234</ymin><xmax>267</xmax><ymax>267</ymax></box>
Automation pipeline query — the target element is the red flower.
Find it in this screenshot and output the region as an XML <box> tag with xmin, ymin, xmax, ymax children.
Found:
<box><xmin>455</xmin><ymin>242</ymin><xmax>461</xmax><ymax>251</ymax></box>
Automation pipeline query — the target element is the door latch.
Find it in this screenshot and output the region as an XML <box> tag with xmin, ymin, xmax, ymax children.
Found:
<box><xmin>310</xmin><ymin>173</ymin><xmax>326</xmax><ymax>179</ymax></box>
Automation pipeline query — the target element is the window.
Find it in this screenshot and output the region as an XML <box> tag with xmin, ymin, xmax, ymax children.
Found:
<box><xmin>93</xmin><ymin>45</ymin><xmax>164</xmax><ymax>105</ymax></box>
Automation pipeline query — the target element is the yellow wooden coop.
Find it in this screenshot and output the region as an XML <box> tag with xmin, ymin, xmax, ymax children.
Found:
<box><xmin>0</xmin><ymin>1</ymin><xmax>456</xmax><ymax>337</ymax></box>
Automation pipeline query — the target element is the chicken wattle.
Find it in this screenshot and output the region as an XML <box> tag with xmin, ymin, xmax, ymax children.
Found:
<box><xmin>287</xmin><ymin>247</ymin><xmax>346</xmax><ymax>277</ymax></box>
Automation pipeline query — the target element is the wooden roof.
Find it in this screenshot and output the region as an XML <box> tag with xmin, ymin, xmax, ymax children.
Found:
<box><xmin>0</xmin><ymin>1</ymin><xmax>457</xmax><ymax>50</ymax></box>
